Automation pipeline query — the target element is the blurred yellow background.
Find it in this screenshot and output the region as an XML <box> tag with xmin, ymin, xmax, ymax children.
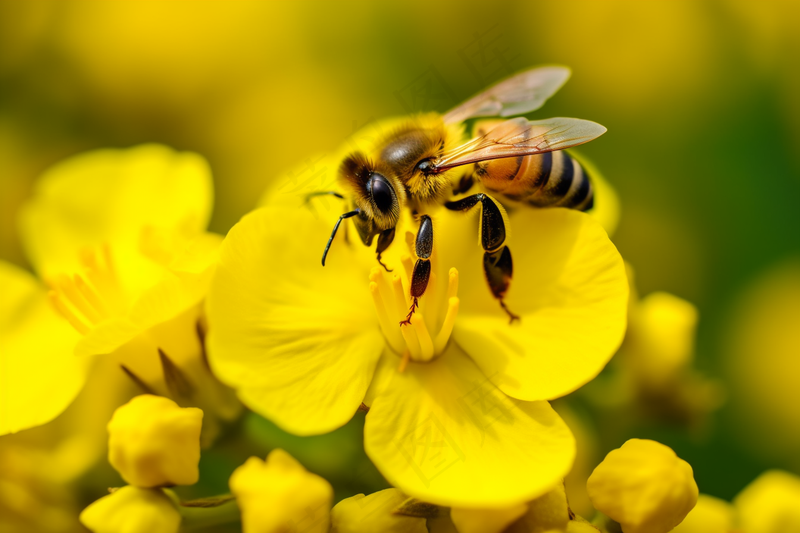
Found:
<box><xmin>1</xmin><ymin>0</ymin><xmax>799</xmax><ymax>504</ymax></box>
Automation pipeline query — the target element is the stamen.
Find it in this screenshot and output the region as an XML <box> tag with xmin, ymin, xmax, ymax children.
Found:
<box><xmin>423</xmin><ymin>271</ymin><xmax>438</xmax><ymax>326</ymax></box>
<box><xmin>391</xmin><ymin>274</ymin><xmax>422</xmax><ymax>360</ymax></box>
<box><xmin>48</xmin><ymin>291</ymin><xmax>90</xmax><ymax>335</ymax></box>
<box><xmin>400</xmin><ymin>254</ymin><xmax>414</xmax><ymax>285</ymax></box>
<box><xmin>55</xmin><ymin>275</ymin><xmax>102</xmax><ymax>325</ymax></box>
<box><xmin>398</xmin><ymin>350</ymin><xmax>410</xmax><ymax>373</ymax></box>
<box><xmin>368</xmin><ymin>260</ymin><xmax>461</xmax><ymax>365</ymax></box>
<box><xmin>369</xmin><ymin>281</ymin><xmax>405</xmax><ymax>355</ymax></box>
<box><xmin>412</xmin><ymin>313</ymin><xmax>435</xmax><ymax>362</ymax></box>
<box><xmin>447</xmin><ymin>267</ymin><xmax>459</xmax><ymax>300</ymax></box>
<box><xmin>434</xmin><ymin>297</ymin><xmax>460</xmax><ymax>355</ymax></box>
<box><xmin>74</xmin><ymin>274</ymin><xmax>110</xmax><ymax>319</ymax></box>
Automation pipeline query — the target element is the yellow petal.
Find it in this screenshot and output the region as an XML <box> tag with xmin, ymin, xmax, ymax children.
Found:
<box><xmin>569</xmin><ymin>151</ymin><xmax>621</xmax><ymax>237</ymax></box>
<box><xmin>80</xmin><ymin>486</ymin><xmax>181</xmax><ymax>533</ymax></box>
<box><xmin>734</xmin><ymin>470</ymin><xmax>800</xmax><ymax>533</ymax></box>
<box><xmin>364</xmin><ymin>345</ymin><xmax>575</xmax><ymax>508</ymax></box>
<box><xmin>0</xmin><ymin>261</ymin><xmax>85</xmax><ymax>434</ymax></box>
<box><xmin>19</xmin><ymin>144</ymin><xmax>213</xmax><ymax>280</ymax></box>
<box><xmin>331</xmin><ymin>488</ymin><xmax>428</xmax><ymax>533</ymax></box>
<box><xmin>206</xmin><ymin>207</ymin><xmax>384</xmax><ymax>436</ymax></box>
<box><xmin>442</xmin><ymin>208</ymin><xmax>628</xmax><ymax>401</ymax></box>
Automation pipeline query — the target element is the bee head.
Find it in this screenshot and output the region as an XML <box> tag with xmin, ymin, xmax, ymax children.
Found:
<box><xmin>340</xmin><ymin>153</ymin><xmax>405</xmax><ymax>245</ymax></box>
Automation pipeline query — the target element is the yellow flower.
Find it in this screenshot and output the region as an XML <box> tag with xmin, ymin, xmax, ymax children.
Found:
<box><xmin>587</xmin><ymin>439</ymin><xmax>698</xmax><ymax>533</ymax></box>
<box><xmin>79</xmin><ymin>486</ymin><xmax>181</xmax><ymax>533</ymax></box>
<box><xmin>229</xmin><ymin>448</ymin><xmax>333</xmax><ymax>533</ymax></box>
<box><xmin>107</xmin><ymin>395</ymin><xmax>203</xmax><ymax>487</ymax></box>
<box><xmin>734</xmin><ymin>470</ymin><xmax>800</xmax><ymax>533</ymax></box>
<box><xmin>331</xmin><ymin>488</ymin><xmax>428</xmax><ymax>533</ymax></box>
<box><xmin>207</xmin><ymin>189</ymin><xmax>627</xmax><ymax>506</ymax></box>
<box><xmin>1</xmin><ymin>144</ymin><xmax>239</xmax><ymax>440</ymax></box>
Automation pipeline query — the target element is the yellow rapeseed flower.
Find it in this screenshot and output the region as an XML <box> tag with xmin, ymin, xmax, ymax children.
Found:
<box><xmin>80</xmin><ymin>486</ymin><xmax>181</xmax><ymax>533</ymax></box>
<box><xmin>1</xmin><ymin>144</ymin><xmax>239</xmax><ymax>440</ymax></box>
<box><xmin>587</xmin><ymin>439</ymin><xmax>698</xmax><ymax>533</ymax></box>
<box><xmin>229</xmin><ymin>448</ymin><xmax>333</xmax><ymax>533</ymax></box>
<box><xmin>207</xmin><ymin>189</ymin><xmax>627</xmax><ymax>507</ymax></box>
<box><xmin>107</xmin><ymin>395</ymin><xmax>203</xmax><ymax>488</ymax></box>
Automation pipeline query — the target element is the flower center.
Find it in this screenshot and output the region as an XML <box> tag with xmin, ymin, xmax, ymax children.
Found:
<box><xmin>47</xmin><ymin>243</ymin><xmax>127</xmax><ymax>335</ymax></box>
<box><xmin>368</xmin><ymin>253</ymin><xmax>460</xmax><ymax>366</ymax></box>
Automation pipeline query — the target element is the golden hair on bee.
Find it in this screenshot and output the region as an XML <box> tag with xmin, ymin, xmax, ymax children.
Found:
<box><xmin>375</xmin><ymin>113</ymin><xmax>466</xmax><ymax>204</ymax></box>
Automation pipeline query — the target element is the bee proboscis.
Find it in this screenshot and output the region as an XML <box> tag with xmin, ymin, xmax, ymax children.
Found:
<box><xmin>316</xmin><ymin>66</ymin><xmax>606</xmax><ymax>324</ymax></box>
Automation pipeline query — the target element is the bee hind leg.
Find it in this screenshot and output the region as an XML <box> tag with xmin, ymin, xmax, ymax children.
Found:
<box><xmin>484</xmin><ymin>246</ymin><xmax>519</xmax><ymax>324</ymax></box>
<box><xmin>445</xmin><ymin>193</ymin><xmax>519</xmax><ymax>324</ymax></box>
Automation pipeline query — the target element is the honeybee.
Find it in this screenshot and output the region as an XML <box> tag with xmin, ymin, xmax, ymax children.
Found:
<box><xmin>317</xmin><ymin>66</ymin><xmax>606</xmax><ymax>324</ymax></box>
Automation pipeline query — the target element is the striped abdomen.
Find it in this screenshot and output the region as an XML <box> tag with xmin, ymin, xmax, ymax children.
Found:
<box><xmin>475</xmin><ymin>149</ymin><xmax>594</xmax><ymax>211</ymax></box>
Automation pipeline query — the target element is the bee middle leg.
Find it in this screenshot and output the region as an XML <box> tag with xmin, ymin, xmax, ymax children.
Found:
<box><xmin>444</xmin><ymin>193</ymin><xmax>519</xmax><ymax>324</ymax></box>
<box><xmin>400</xmin><ymin>215</ymin><xmax>433</xmax><ymax>326</ymax></box>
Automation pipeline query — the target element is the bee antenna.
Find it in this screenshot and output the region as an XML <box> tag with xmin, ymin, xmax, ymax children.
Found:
<box><xmin>322</xmin><ymin>209</ymin><xmax>360</xmax><ymax>266</ymax></box>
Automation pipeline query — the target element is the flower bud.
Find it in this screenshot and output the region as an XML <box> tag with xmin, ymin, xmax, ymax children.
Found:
<box><xmin>627</xmin><ymin>292</ymin><xmax>698</xmax><ymax>389</ymax></box>
<box><xmin>79</xmin><ymin>486</ymin><xmax>180</xmax><ymax>533</ymax></box>
<box><xmin>331</xmin><ymin>488</ymin><xmax>428</xmax><ymax>533</ymax></box>
<box><xmin>672</xmin><ymin>494</ymin><xmax>734</xmax><ymax>533</ymax></box>
<box><xmin>230</xmin><ymin>448</ymin><xmax>333</xmax><ymax>533</ymax></box>
<box><xmin>734</xmin><ymin>470</ymin><xmax>800</xmax><ymax>533</ymax></box>
<box><xmin>108</xmin><ymin>394</ymin><xmax>203</xmax><ymax>487</ymax></box>
<box><xmin>587</xmin><ymin>439</ymin><xmax>698</xmax><ymax>533</ymax></box>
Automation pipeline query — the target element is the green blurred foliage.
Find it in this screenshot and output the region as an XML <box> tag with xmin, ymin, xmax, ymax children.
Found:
<box><xmin>1</xmin><ymin>0</ymin><xmax>798</xmax><ymax>505</ymax></box>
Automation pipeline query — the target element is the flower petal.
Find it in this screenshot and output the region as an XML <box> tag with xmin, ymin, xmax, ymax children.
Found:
<box><xmin>19</xmin><ymin>144</ymin><xmax>213</xmax><ymax>280</ymax></box>
<box><xmin>0</xmin><ymin>261</ymin><xmax>85</xmax><ymax>434</ymax></box>
<box><xmin>364</xmin><ymin>346</ymin><xmax>575</xmax><ymax>507</ymax></box>
<box><xmin>440</xmin><ymin>208</ymin><xmax>628</xmax><ymax>401</ymax></box>
<box><xmin>206</xmin><ymin>207</ymin><xmax>384</xmax><ymax>436</ymax></box>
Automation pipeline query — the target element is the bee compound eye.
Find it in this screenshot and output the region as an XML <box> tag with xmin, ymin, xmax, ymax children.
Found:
<box><xmin>369</xmin><ymin>173</ymin><xmax>395</xmax><ymax>214</ymax></box>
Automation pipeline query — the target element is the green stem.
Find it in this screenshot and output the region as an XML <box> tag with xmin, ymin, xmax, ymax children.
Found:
<box><xmin>180</xmin><ymin>499</ymin><xmax>240</xmax><ymax>531</ymax></box>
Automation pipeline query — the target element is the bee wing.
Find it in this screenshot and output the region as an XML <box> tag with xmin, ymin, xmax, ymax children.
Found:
<box><xmin>434</xmin><ymin>117</ymin><xmax>606</xmax><ymax>171</ymax></box>
<box><xmin>442</xmin><ymin>66</ymin><xmax>571</xmax><ymax>124</ymax></box>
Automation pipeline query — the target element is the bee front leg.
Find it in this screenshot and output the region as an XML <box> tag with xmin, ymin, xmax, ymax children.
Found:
<box><xmin>400</xmin><ymin>215</ymin><xmax>433</xmax><ymax>326</ymax></box>
<box><xmin>375</xmin><ymin>228</ymin><xmax>395</xmax><ymax>272</ymax></box>
<box><xmin>445</xmin><ymin>193</ymin><xmax>519</xmax><ymax>324</ymax></box>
